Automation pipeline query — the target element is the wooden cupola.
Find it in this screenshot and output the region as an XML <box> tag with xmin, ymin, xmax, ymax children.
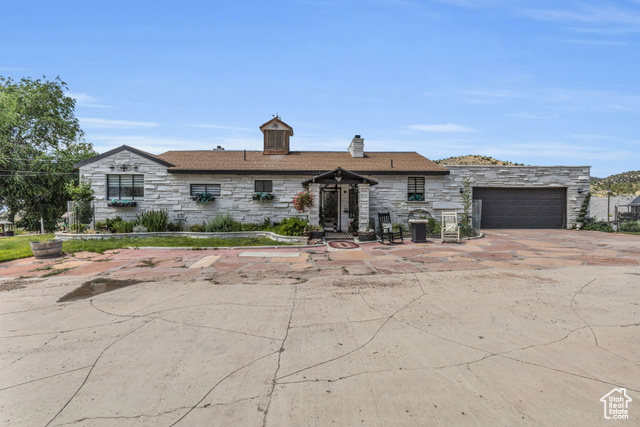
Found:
<box><xmin>259</xmin><ymin>116</ymin><xmax>293</xmax><ymax>155</ymax></box>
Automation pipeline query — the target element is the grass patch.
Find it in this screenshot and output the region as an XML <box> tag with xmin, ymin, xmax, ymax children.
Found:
<box><xmin>1</xmin><ymin>235</ymin><xmax>294</xmax><ymax>263</ymax></box>
<box><xmin>0</xmin><ymin>234</ymin><xmax>55</xmax><ymax>263</ymax></box>
<box><xmin>62</xmin><ymin>236</ymin><xmax>293</xmax><ymax>254</ymax></box>
<box><xmin>619</xmin><ymin>231</ymin><xmax>640</xmax><ymax>236</ymax></box>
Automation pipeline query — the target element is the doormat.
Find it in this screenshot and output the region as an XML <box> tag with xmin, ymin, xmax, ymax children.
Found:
<box><xmin>328</xmin><ymin>241</ymin><xmax>360</xmax><ymax>250</ymax></box>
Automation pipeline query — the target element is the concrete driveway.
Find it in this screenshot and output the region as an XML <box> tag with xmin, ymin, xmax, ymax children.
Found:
<box><xmin>1</xmin><ymin>230</ymin><xmax>639</xmax><ymax>426</ymax></box>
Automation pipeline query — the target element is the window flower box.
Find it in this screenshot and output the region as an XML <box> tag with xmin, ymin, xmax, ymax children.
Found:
<box><xmin>252</xmin><ymin>192</ymin><xmax>275</xmax><ymax>201</ymax></box>
<box><xmin>107</xmin><ymin>200</ymin><xmax>137</xmax><ymax>207</ymax></box>
<box><xmin>192</xmin><ymin>192</ymin><xmax>215</xmax><ymax>204</ymax></box>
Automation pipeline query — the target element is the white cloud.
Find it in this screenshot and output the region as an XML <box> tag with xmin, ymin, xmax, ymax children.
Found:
<box><xmin>562</xmin><ymin>38</ymin><xmax>627</xmax><ymax>46</ymax></box>
<box><xmin>508</xmin><ymin>112</ymin><xmax>559</xmax><ymax>119</ymax></box>
<box><xmin>80</xmin><ymin>118</ymin><xmax>157</xmax><ymax>129</ymax></box>
<box><xmin>408</xmin><ymin>124</ymin><xmax>476</xmax><ymax>132</ymax></box>
<box><xmin>524</xmin><ymin>4</ymin><xmax>640</xmax><ymax>27</ymax></box>
<box><xmin>68</xmin><ymin>92</ymin><xmax>110</xmax><ymax>108</ymax></box>
<box><xmin>571</xmin><ymin>134</ymin><xmax>616</xmax><ymax>140</ymax></box>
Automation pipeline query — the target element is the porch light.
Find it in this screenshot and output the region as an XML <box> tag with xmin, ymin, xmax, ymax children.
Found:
<box><xmin>459</xmin><ymin>188</ymin><xmax>464</xmax><ymax>194</ymax></box>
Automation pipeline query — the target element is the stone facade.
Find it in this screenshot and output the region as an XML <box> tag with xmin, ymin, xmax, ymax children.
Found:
<box><xmin>448</xmin><ymin>165</ymin><xmax>590</xmax><ymax>228</ymax></box>
<box><xmin>80</xmin><ymin>149</ymin><xmax>312</xmax><ymax>228</ymax></box>
<box><xmin>80</xmin><ymin>149</ymin><xmax>590</xmax><ymax>230</ymax></box>
<box><xmin>366</xmin><ymin>166</ymin><xmax>590</xmax><ymax>229</ymax></box>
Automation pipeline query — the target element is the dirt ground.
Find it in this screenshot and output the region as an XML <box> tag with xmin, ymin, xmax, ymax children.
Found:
<box><xmin>1</xmin><ymin>230</ymin><xmax>639</xmax><ymax>426</ymax></box>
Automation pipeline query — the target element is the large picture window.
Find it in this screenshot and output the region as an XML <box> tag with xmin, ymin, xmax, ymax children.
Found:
<box><xmin>108</xmin><ymin>175</ymin><xmax>144</xmax><ymax>199</ymax></box>
<box><xmin>190</xmin><ymin>184</ymin><xmax>221</xmax><ymax>197</ymax></box>
<box><xmin>254</xmin><ymin>180</ymin><xmax>273</xmax><ymax>193</ymax></box>
<box><xmin>408</xmin><ymin>177</ymin><xmax>425</xmax><ymax>201</ymax></box>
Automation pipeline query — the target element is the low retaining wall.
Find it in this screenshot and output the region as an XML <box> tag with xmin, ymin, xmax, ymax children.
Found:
<box><xmin>54</xmin><ymin>231</ymin><xmax>308</xmax><ymax>245</ymax></box>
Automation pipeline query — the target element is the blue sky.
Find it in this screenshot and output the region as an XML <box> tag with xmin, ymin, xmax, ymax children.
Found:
<box><xmin>2</xmin><ymin>0</ymin><xmax>639</xmax><ymax>177</ymax></box>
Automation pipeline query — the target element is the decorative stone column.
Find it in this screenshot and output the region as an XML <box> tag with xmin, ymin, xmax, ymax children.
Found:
<box><xmin>357</xmin><ymin>183</ymin><xmax>370</xmax><ymax>232</ymax></box>
<box><xmin>308</xmin><ymin>183</ymin><xmax>321</xmax><ymax>226</ymax></box>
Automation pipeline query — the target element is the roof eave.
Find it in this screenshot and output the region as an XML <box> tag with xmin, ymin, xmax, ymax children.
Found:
<box><xmin>74</xmin><ymin>145</ymin><xmax>175</xmax><ymax>169</ymax></box>
<box><xmin>168</xmin><ymin>169</ymin><xmax>449</xmax><ymax>175</ymax></box>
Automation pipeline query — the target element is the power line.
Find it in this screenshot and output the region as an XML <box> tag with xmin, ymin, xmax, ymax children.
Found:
<box><xmin>0</xmin><ymin>157</ymin><xmax>89</xmax><ymax>161</ymax></box>
<box><xmin>0</xmin><ymin>172</ymin><xmax>78</xmax><ymax>176</ymax></box>
<box><xmin>0</xmin><ymin>170</ymin><xmax>79</xmax><ymax>173</ymax></box>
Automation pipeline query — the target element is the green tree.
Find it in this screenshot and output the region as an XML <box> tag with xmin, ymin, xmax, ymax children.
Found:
<box><xmin>0</xmin><ymin>76</ymin><xmax>96</xmax><ymax>231</ymax></box>
<box><xmin>66</xmin><ymin>178</ymin><xmax>95</xmax><ymax>232</ymax></box>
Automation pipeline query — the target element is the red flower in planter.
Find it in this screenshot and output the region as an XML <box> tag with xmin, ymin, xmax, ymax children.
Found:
<box><xmin>292</xmin><ymin>191</ymin><xmax>314</xmax><ymax>212</ymax></box>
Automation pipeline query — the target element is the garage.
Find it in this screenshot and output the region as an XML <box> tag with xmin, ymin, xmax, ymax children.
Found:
<box><xmin>473</xmin><ymin>187</ymin><xmax>567</xmax><ymax>229</ymax></box>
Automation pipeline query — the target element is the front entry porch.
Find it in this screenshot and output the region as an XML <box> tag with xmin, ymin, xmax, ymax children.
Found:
<box><xmin>302</xmin><ymin>167</ymin><xmax>378</xmax><ymax>233</ymax></box>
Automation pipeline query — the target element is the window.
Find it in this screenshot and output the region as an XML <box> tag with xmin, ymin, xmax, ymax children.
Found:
<box><xmin>190</xmin><ymin>184</ymin><xmax>221</xmax><ymax>197</ymax></box>
<box><xmin>348</xmin><ymin>189</ymin><xmax>358</xmax><ymax>218</ymax></box>
<box><xmin>108</xmin><ymin>175</ymin><xmax>144</xmax><ymax>199</ymax></box>
<box><xmin>254</xmin><ymin>180</ymin><xmax>273</xmax><ymax>193</ymax></box>
<box><xmin>408</xmin><ymin>177</ymin><xmax>425</xmax><ymax>201</ymax></box>
<box><xmin>266</xmin><ymin>130</ymin><xmax>285</xmax><ymax>148</ymax></box>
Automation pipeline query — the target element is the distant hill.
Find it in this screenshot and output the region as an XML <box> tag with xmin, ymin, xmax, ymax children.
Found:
<box><xmin>435</xmin><ymin>155</ymin><xmax>523</xmax><ymax>166</ymax></box>
<box><xmin>591</xmin><ymin>170</ymin><xmax>640</xmax><ymax>196</ymax></box>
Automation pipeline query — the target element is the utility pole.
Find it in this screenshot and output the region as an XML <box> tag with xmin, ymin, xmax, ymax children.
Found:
<box><xmin>607</xmin><ymin>184</ymin><xmax>612</xmax><ymax>224</ymax></box>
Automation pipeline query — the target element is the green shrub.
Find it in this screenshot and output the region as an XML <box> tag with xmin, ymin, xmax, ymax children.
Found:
<box><xmin>619</xmin><ymin>221</ymin><xmax>640</xmax><ymax>232</ymax></box>
<box><xmin>426</xmin><ymin>217</ymin><xmax>441</xmax><ymax>235</ymax></box>
<box><xmin>189</xmin><ymin>223</ymin><xmax>206</xmax><ymax>232</ymax></box>
<box><xmin>206</xmin><ymin>214</ymin><xmax>243</xmax><ymax>232</ymax></box>
<box><xmin>577</xmin><ymin>192</ymin><xmax>591</xmax><ymax>224</ymax></box>
<box><xmin>166</xmin><ymin>221</ymin><xmax>182</xmax><ymax>232</ymax></box>
<box><xmin>113</xmin><ymin>219</ymin><xmax>135</xmax><ymax>233</ymax></box>
<box><xmin>260</xmin><ymin>217</ymin><xmax>273</xmax><ymax>230</ymax></box>
<box><xmin>392</xmin><ymin>222</ymin><xmax>408</xmax><ymax>233</ymax></box>
<box><xmin>137</xmin><ymin>209</ymin><xmax>169</xmax><ymax>232</ymax></box>
<box><xmin>241</xmin><ymin>222</ymin><xmax>260</xmax><ymax>231</ymax></box>
<box><xmin>100</xmin><ymin>216</ymin><xmax>123</xmax><ymax>233</ymax></box>
<box><xmin>582</xmin><ymin>221</ymin><xmax>613</xmax><ymax>232</ymax></box>
<box><xmin>460</xmin><ymin>224</ymin><xmax>478</xmax><ymax>238</ymax></box>
<box><xmin>276</xmin><ymin>217</ymin><xmax>309</xmax><ymax>236</ymax></box>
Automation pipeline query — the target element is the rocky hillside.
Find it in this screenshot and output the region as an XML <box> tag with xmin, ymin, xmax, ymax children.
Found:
<box><xmin>435</xmin><ymin>155</ymin><xmax>523</xmax><ymax>166</ymax></box>
<box><xmin>591</xmin><ymin>170</ymin><xmax>640</xmax><ymax>196</ymax></box>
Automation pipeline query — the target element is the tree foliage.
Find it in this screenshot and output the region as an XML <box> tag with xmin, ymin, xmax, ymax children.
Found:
<box><xmin>66</xmin><ymin>178</ymin><xmax>95</xmax><ymax>230</ymax></box>
<box><xmin>0</xmin><ymin>76</ymin><xmax>96</xmax><ymax>231</ymax></box>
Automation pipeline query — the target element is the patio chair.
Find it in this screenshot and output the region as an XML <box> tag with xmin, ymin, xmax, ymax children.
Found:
<box><xmin>441</xmin><ymin>211</ymin><xmax>460</xmax><ymax>243</ymax></box>
<box><xmin>378</xmin><ymin>212</ymin><xmax>403</xmax><ymax>244</ymax></box>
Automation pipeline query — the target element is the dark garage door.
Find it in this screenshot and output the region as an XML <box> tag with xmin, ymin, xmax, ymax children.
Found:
<box><xmin>473</xmin><ymin>187</ymin><xmax>566</xmax><ymax>229</ymax></box>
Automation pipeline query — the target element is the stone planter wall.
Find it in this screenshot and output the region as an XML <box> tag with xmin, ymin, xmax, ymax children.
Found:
<box><xmin>54</xmin><ymin>231</ymin><xmax>308</xmax><ymax>245</ymax></box>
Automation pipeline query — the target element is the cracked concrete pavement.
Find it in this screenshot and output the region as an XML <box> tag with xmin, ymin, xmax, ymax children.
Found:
<box><xmin>1</xmin><ymin>230</ymin><xmax>639</xmax><ymax>426</ymax></box>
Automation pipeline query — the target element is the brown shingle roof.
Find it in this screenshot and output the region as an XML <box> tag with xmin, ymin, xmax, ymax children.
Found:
<box><xmin>156</xmin><ymin>150</ymin><xmax>449</xmax><ymax>175</ymax></box>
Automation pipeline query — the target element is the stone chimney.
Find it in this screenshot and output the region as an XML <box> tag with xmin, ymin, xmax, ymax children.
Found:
<box><xmin>348</xmin><ymin>135</ymin><xmax>364</xmax><ymax>158</ymax></box>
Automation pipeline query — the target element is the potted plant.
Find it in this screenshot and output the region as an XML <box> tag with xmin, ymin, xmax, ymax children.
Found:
<box><xmin>192</xmin><ymin>192</ymin><xmax>215</xmax><ymax>204</ymax></box>
<box><xmin>309</xmin><ymin>224</ymin><xmax>324</xmax><ymax>240</ymax></box>
<box><xmin>292</xmin><ymin>191</ymin><xmax>314</xmax><ymax>212</ymax></box>
<box><xmin>252</xmin><ymin>192</ymin><xmax>275</xmax><ymax>201</ymax></box>
<box><xmin>357</xmin><ymin>218</ymin><xmax>377</xmax><ymax>241</ymax></box>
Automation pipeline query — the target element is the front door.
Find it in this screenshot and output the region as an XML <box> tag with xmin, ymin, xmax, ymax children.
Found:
<box><xmin>322</xmin><ymin>189</ymin><xmax>339</xmax><ymax>230</ymax></box>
